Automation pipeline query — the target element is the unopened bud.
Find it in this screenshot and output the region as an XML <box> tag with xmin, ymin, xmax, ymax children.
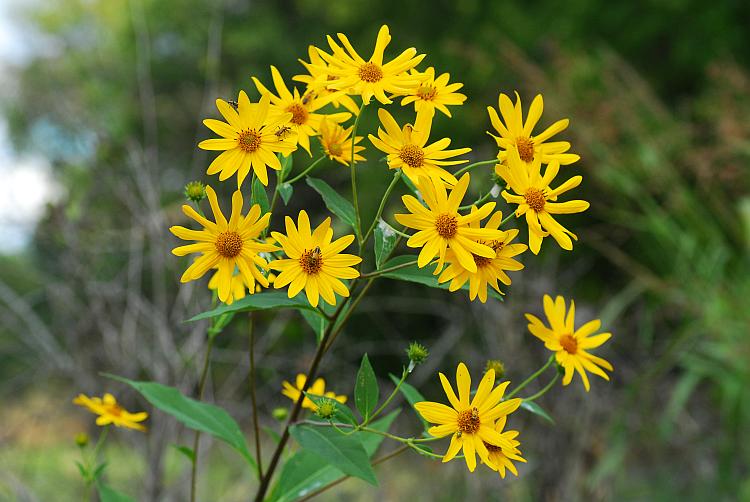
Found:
<box><xmin>75</xmin><ymin>432</ymin><xmax>89</xmax><ymax>448</ymax></box>
<box><xmin>272</xmin><ymin>407</ymin><xmax>288</xmax><ymax>421</ymax></box>
<box><xmin>315</xmin><ymin>399</ymin><xmax>337</xmax><ymax>420</ymax></box>
<box><xmin>485</xmin><ymin>359</ymin><xmax>505</xmax><ymax>380</ymax></box>
<box><xmin>406</xmin><ymin>342</ymin><xmax>429</xmax><ymax>366</ymax></box>
<box><xmin>184</xmin><ymin>181</ymin><xmax>206</xmax><ymax>203</ymax></box>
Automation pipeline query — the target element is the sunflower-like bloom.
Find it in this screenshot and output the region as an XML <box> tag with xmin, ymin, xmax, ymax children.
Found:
<box><xmin>170</xmin><ymin>186</ymin><xmax>278</xmax><ymax>303</ymax></box>
<box><xmin>369</xmin><ymin>108</ymin><xmax>471</xmax><ymax>187</ymax></box>
<box><xmin>314</xmin><ymin>25</ymin><xmax>425</xmax><ymax>105</ymax></box>
<box><xmin>73</xmin><ymin>393</ymin><xmax>148</xmax><ymax>432</ymax></box>
<box><xmin>208</xmin><ymin>269</ymin><xmax>250</xmax><ymax>305</ymax></box>
<box><xmin>281</xmin><ymin>373</ymin><xmax>347</xmax><ymax>412</ymax></box>
<box><xmin>487</xmin><ymin>92</ymin><xmax>579</xmax><ymax>166</ymax></box>
<box><xmin>270</xmin><ymin>211</ymin><xmax>361</xmax><ymax>307</ymax></box>
<box><xmin>319</xmin><ymin>119</ymin><xmax>366</xmax><ymax>166</ymax></box>
<box><xmin>496</xmin><ymin>151</ymin><xmax>589</xmax><ymax>254</ymax></box>
<box><xmin>293</xmin><ymin>46</ymin><xmax>360</xmax><ymax>115</ymax></box>
<box><xmin>399</xmin><ymin>67</ymin><xmax>467</xmax><ymax>118</ymax></box>
<box><xmin>437</xmin><ymin>209</ymin><xmax>527</xmax><ymax>302</ymax></box>
<box><xmin>526</xmin><ymin>295</ymin><xmax>614</xmax><ymax>392</ymax></box>
<box><xmin>394</xmin><ymin>174</ymin><xmax>503</xmax><ymax>273</ymax></box>
<box><xmin>199</xmin><ymin>91</ymin><xmax>297</xmax><ymax>186</ymax></box>
<box><xmin>414</xmin><ymin>363</ymin><xmax>522</xmax><ymax>472</ymax></box>
<box><xmin>483</xmin><ymin>416</ymin><xmax>526</xmax><ymax>478</ymax></box>
<box><xmin>252</xmin><ymin>66</ymin><xmax>351</xmax><ymax>156</ymax></box>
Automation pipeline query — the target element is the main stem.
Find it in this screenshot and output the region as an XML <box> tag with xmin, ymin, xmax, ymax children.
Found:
<box><xmin>350</xmin><ymin>103</ymin><xmax>366</xmax><ymax>246</ymax></box>
<box><xmin>361</xmin><ymin>171</ymin><xmax>401</xmax><ymax>246</ymax></box>
<box><xmin>190</xmin><ymin>336</ymin><xmax>214</xmax><ymax>502</ymax></box>
<box><xmin>247</xmin><ymin>312</ymin><xmax>263</xmax><ymax>479</ymax></box>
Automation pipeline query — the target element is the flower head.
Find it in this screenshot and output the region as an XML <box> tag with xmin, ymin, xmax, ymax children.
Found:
<box><xmin>293</xmin><ymin>45</ymin><xmax>360</xmax><ymax>115</ymax></box>
<box><xmin>483</xmin><ymin>416</ymin><xmax>526</xmax><ymax>478</ymax></box>
<box><xmin>487</xmin><ymin>92</ymin><xmax>579</xmax><ymax>166</ymax></box>
<box><xmin>170</xmin><ymin>186</ymin><xmax>278</xmax><ymax>303</ymax></box>
<box><xmin>437</xmin><ymin>209</ymin><xmax>527</xmax><ymax>302</ymax></box>
<box><xmin>496</xmin><ymin>151</ymin><xmax>589</xmax><ymax>254</ymax></box>
<box><xmin>526</xmin><ymin>295</ymin><xmax>614</xmax><ymax>391</ymax></box>
<box><xmin>400</xmin><ymin>67</ymin><xmax>467</xmax><ymax>118</ymax></box>
<box><xmin>281</xmin><ymin>373</ymin><xmax>347</xmax><ymax>412</ymax></box>
<box><xmin>314</xmin><ymin>25</ymin><xmax>425</xmax><ymax>105</ymax></box>
<box><xmin>73</xmin><ymin>393</ymin><xmax>148</xmax><ymax>432</ymax></box>
<box><xmin>369</xmin><ymin>108</ymin><xmax>471</xmax><ymax>187</ymax></box>
<box><xmin>414</xmin><ymin>363</ymin><xmax>522</xmax><ymax>472</ymax></box>
<box><xmin>319</xmin><ymin>119</ymin><xmax>366</xmax><ymax>166</ymax></box>
<box><xmin>199</xmin><ymin>91</ymin><xmax>297</xmax><ymax>186</ymax></box>
<box><xmin>184</xmin><ymin>180</ymin><xmax>206</xmax><ymax>203</ymax></box>
<box><xmin>406</xmin><ymin>341</ymin><xmax>429</xmax><ymax>365</ymax></box>
<box><xmin>252</xmin><ymin>66</ymin><xmax>351</xmax><ymax>155</ymax></box>
<box><xmin>270</xmin><ymin>211</ymin><xmax>361</xmax><ymax>307</ymax></box>
<box><xmin>394</xmin><ymin>174</ymin><xmax>503</xmax><ymax>273</ymax></box>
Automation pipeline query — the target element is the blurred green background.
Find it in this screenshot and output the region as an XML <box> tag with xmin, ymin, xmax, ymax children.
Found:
<box><xmin>1</xmin><ymin>0</ymin><xmax>749</xmax><ymax>500</ymax></box>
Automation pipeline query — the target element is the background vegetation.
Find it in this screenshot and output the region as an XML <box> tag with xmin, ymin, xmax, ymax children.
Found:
<box><xmin>1</xmin><ymin>0</ymin><xmax>749</xmax><ymax>500</ymax></box>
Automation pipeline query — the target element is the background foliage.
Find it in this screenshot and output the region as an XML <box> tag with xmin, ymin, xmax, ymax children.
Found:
<box><xmin>1</xmin><ymin>0</ymin><xmax>749</xmax><ymax>500</ymax></box>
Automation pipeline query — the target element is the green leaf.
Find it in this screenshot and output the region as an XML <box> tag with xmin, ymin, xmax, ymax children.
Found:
<box><xmin>355</xmin><ymin>354</ymin><xmax>379</xmax><ymax>421</ymax></box>
<box><xmin>106</xmin><ymin>375</ymin><xmax>257</xmax><ymax>472</ymax></box>
<box><xmin>280</xmin><ymin>153</ymin><xmax>294</xmax><ymax>179</ymax></box>
<box><xmin>270</xmin><ymin>412</ymin><xmax>398</xmax><ymax>502</ymax></box>
<box><xmin>300</xmin><ymin>307</ymin><xmax>328</xmax><ymax>342</ymax></box>
<box><xmin>172</xmin><ymin>444</ymin><xmax>196</xmax><ymax>463</ymax></box>
<box><xmin>379</xmin><ymin>256</ymin><xmax>503</xmax><ymax>301</ymax></box>
<box><xmin>389</xmin><ymin>374</ymin><xmax>429</xmax><ymax>430</ymax></box>
<box><xmin>187</xmin><ymin>291</ymin><xmax>319</xmax><ymax>322</ymax></box>
<box><xmin>520</xmin><ymin>400</ymin><xmax>554</xmax><ymax>424</ymax></box>
<box><xmin>306</xmin><ymin>177</ymin><xmax>357</xmax><ymax>232</ymax></box>
<box><xmin>306</xmin><ymin>393</ymin><xmax>357</xmax><ymax>425</ymax></box>
<box><xmin>289</xmin><ymin>424</ymin><xmax>377</xmax><ymax>485</ymax></box>
<box><xmin>374</xmin><ymin>220</ymin><xmax>398</xmax><ymax>269</ymax></box>
<box><xmin>96</xmin><ymin>482</ymin><xmax>136</xmax><ymax>502</ymax></box>
<box><xmin>278</xmin><ymin>182</ymin><xmax>293</xmax><ymax>205</ymax></box>
<box><xmin>251</xmin><ymin>175</ymin><xmax>270</xmax><ymax>215</ymax></box>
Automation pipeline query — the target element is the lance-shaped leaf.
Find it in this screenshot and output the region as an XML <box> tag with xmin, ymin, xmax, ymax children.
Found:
<box><xmin>306</xmin><ymin>177</ymin><xmax>357</xmax><ymax>232</ymax></box>
<box><xmin>355</xmin><ymin>354</ymin><xmax>379</xmax><ymax>421</ymax></box>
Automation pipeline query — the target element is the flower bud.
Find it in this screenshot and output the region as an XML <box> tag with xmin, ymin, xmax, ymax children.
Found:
<box><xmin>184</xmin><ymin>181</ymin><xmax>206</xmax><ymax>203</ymax></box>
<box><xmin>485</xmin><ymin>359</ymin><xmax>505</xmax><ymax>380</ymax></box>
<box><xmin>272</xmin><ymin>407</ymin><xmax>288</xmax><ymax>421</ymax></box>
<box><xmin>315</xmin><ymin>399</ymin><xmax>337</xmax><ymax>420</ymax></box>
<box><xmin>75</xmin><ymin>432</ymin><xmax>89</xmax><ymax>448</ymax></box>
<box><xmin>406</xmin><ymin>342</ymin><xmax>429</xmax><ymax>365</ymax></box>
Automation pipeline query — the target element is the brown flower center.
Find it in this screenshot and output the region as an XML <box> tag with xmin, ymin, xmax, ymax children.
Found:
<box><xmin>516</xmin><ymin>136</ymin><xmax>535</xmax><ymax>163</ymax></box>
<box><xmin>358</xmin><ymin>62</ymin><xmax>384</xmax><ymax>83</ymax></box>
<box><xmin>399</xmin><ymin>144</ymin><xmax>425</xmax><ymax>168</ymax></box>
<box><xmin>286</xmin><ymin>103</ymin><xmax>309</xmax><ymax>125</ymax></box>
<box><xmin>457</xmin><ymin>407</ymin><xmax>481</xmax><ymax>434</ymax></box>
<box><xmin>299</xmin><ymin>247</ymin><xmax>323</xmax><ymax>275</ymax></box>
<box><xmin>473</xmin><ymin>254</ymin><xmax>493</xmax><ymax>268</ymax></box>
<box><xmin>106</xmin><ymin>404</ymin><xmax>123</xmax><ymax>417</ymax></box>
<box><xmin>327</xmin><ymin>142</ymin><xmax>343</xmax><ymax>157</ymax></box>
<box><xmin>524</xmin><ymin>188</ymin><xmax>546</xmax><ymax>212</ymax></box>
<box><xmin>215</xmin><ymin>231</ymin><xmax>243</xmax><ymax>258</ymax></box>
<box><xmin>237</xmin><ymin>129</ymin><xmax>262</xmax><ymax>153</ymax></box>
<box><xmin>435</xmin><ymin>213</ymin><xmax>458</xmax><ymax>238</ymax></box>
<box><xmin>560</xmin><ymin>334</ymin><xmax>578</xmax><ymax>354</ymax></box>
<box><xmin>416</xmin><ymin>84</ymin><xmax>437</xmax><ymax>101</ymax></box>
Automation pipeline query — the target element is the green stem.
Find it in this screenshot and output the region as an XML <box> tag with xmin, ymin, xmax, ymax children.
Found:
<box><xmin>362</xmin><ymin>171</ymin><xmax>402</xmax><ymax>246</ymax></box>
<box><xmin>360</xmin><ymin>259</ymin><xmax>418</xmax><ymax>279</ymax></box>
<box><xmin>350</xmin><ymin>102</ymin><xmax>367</xmax><ymax>246</ymax></box>
<box><xmin>459</xmin><ymin>191</ymin><xmax>493</xmax><ymax>210</ymax></box>
<box><xmin>523</xmin><ymin>372</ymin><xmax>560</xmax><ymax>402</ymax></box>
<box><xmin>500</xmin><ymin>211</ymin><xmax>515</xmax><ymax>227</ymax></box>
<box><xmin>506</xmin><ymin>355</ymin><xmax>555</xmax><ymax>399</ymax></box>
<box><xmin>247</xmin><ymin>313</ymin><xmax>263</xmax><ymax>479</ymax></box>
<box><xmin>190</xmin><ymin>336</ymin><xmax>215</xmax><ymax>502</ymax></box>
<box><xmin>285</xmin><ymin>155</ymin><xmax>327</xmax><ymax>185</ymax></box>
<box><xmin>365</xmin><ymin>368</ymin><xmax>407</xmax><ymax>426</ymax></box>
<box><xmin>91</xmin><ymin>426</ymin><xmax>109</xmax><ymax>474</ymax></box>
<box><xmin>454</xmin><ymin>159</ymin><xmax>498</xmax><ymax>177</ymax></box>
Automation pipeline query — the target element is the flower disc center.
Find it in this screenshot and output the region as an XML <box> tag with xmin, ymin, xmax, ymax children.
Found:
<box><xmin>238</xmin><ymin>129</ymin><xmax>262</xmax><ymax>152</ymax></box>
<box><xmin>516</xmin><ymin>136</ymin><xmax>535</xmax><ymax>163</ymax></box>
<box><xmin>399</xmin><ymin>144</ymin><xmax>425</xmax><ymax>168</ymax></box>
<box><xmin>560</xmin><ymin>334</ymin><xmax>578</xmax><ymax>354</ymax></box>
<box><xmin>299</xmin><ymin>247</ymin><xmax>323</xmax><ymax>275</ymax></box>
<box><xmin>417</xmin><ymin>84</ymin><xmax>437</xmax><ymax>101</ymax></box>
<box><xmin>457</xmin><ymin>407</ymin><xmax>481</xmax><ymax>434</ymax></box>
<box><xmin>435</xmin><ymin>213</ymin><xmax>458</xmax><ymax>238</ymax></box>
<box><xmin>286</xmin><ymin>103</ymin><xmax>309</xmax><ymax>125</ymax></box>
<box><xmin>358</xmin><ymin>62</ymin><xmax>384</xmax><ymax>83</ymax></box>
<box><xmin>215</xmin><ymin>231</ymin><xmax>244</xmax><ymax>258</ymax></box>
<box><xmin>523</xmin><ymin>188</ymin><xmax>546</xmax><ymax>212</ymax></box>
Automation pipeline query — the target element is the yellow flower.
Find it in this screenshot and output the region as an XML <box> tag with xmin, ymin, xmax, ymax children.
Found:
<box><xmin>170</xmin><ymin>186</ymin><xmax>278</xmax><ymax>303</ymax></box>
<box><xmin>199</xmin><ymin>91</ymin><xmax>297</xmax><ymax>187</ymax></box>
<box><xmin>207</xmin><ymin>269</ymin><xmax>274</xmax><ymax>303</ymax></box>
<box><xmin>526</xmin><ymin>294</ymin><xmax>614</xmax><ymax>392</ymax></box>
<box><xmin>483</xmin><ymin>416</ymin><xmax>526</xmax><ymax>478</ymax></box>
<box><xmin>414</xmin><ymin>363</ymin><xmax>522</xmax><ymax>472</ymax></box>
<box><xmin>73</xmin><ymin>393</ymin><xmax>148</xmax><ymax>432</ymax></box>
<box><xmin>315</xmin><ymin>25</ymin><xmax>425</xmax><ymax>105</ymax></box>
<box><xmin>293</xmin><ymin>45</ymin><xmax>360</xmax><ymax>115</ymax></box>
<box><xmin>369</xmin><ymin>108</ymin><xmax>471</xmax><ymax>187</ymax></box>
<box><xmin>319</xmin><ymin>119</ymin><xmax>366</xmax><ymax>166</ymax></box>
<box><xmin>399</xmin><ymin>67</ymin><xmax>467</xmax><ymax>118</ymax></box>
<box><xmin>437</xmin><ymin>209</ymin><xmax>527</xmax><ymax>302</ymax></box>
<box><xmin>496</xmin><ymin>151</ymin><xmax>589</xmax><ymax>254</ymax></box>
<box><xmin>270</xmin><ymin>210</ymin><xmax>361</xmax><ymax>307</ymax></box>
<box><xmin>252</xmin><ymin>66</ymin><xmax>351</xmax><ymax>156</ymax></box>
<box><xmin>487</xmin><ymin>92</ymin><xmax>579</xmax><ymax>166</ymax></box>
<box><xmin>394</xmin><ymin>174</ymin><xmax>503</xmax><ymax>273</ymax></box>
<box><xmin>281</xmin><ymin>373</ymin><xmax>347</xmax><ymax>411</ymax></box>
